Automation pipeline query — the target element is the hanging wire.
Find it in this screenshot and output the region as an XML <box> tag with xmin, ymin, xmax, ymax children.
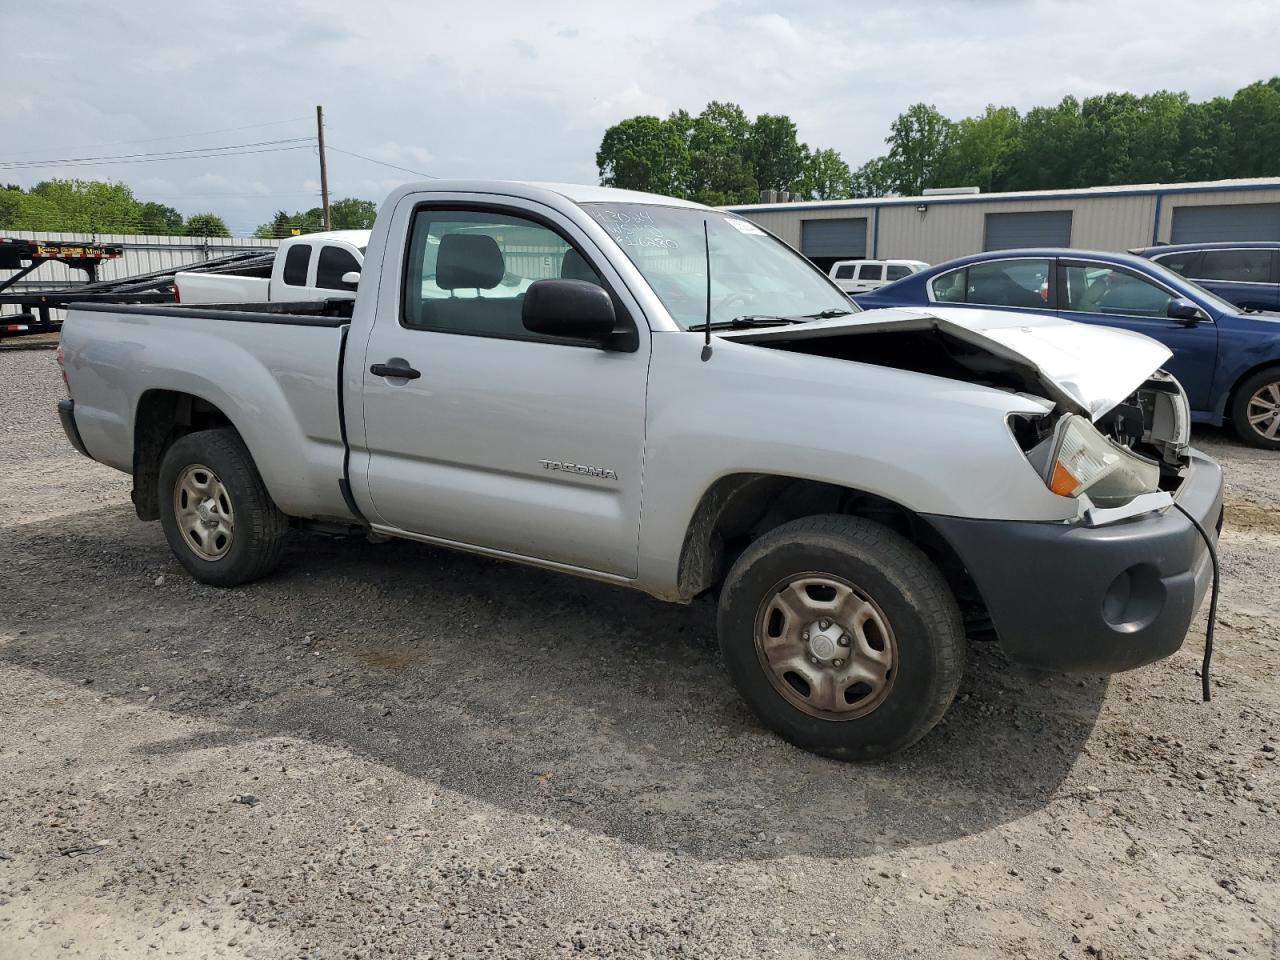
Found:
<box><xmin>0</xmin><ymin>139</ymin><xmax>314</xmax><ymax>171</ymax></box>
<box><xmin>327</xmin><ymin>146</ymin><xmax>437</xmax><ymax>179</ymax></box>
<box><xmin>0</xmin><ymin>117</ymin><xmax>312</xmax><ymax>160</ymax></box>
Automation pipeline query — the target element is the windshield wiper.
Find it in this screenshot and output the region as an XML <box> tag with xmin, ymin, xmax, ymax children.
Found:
<box><xmin>692</xmin><ymin>315</ymin><xmax>807</xmax><ymax>331</ymax></box>
<box><xmin>691</xmin><ymin>309</ymin><xmax>854</xmax><ymax>331</ymax></box>
<box><xmin>701</xmin><ymin>316</ymin><xmax>860</xmax><ymax>335</ymax></box>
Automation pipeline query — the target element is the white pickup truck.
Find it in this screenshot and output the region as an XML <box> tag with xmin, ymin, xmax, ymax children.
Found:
<box><xmin>174</xmin><ymin>230</ymin><xmax>369</xmax><ymax>305</ymax></box>
<box><xmin>57</xmin><ymin>180</ymin><xmax>1222</xmax><ymax>759</ymax></box>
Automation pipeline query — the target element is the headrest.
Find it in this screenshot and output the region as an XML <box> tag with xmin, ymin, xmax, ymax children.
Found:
<box><xmin>560</xmin><ymin>248</ymin><xmax>599</xmax><ymax>284</ymax></box>
<box><xmin>437</xmin><ymin>234</ymin><xmax>504</xmax><ymax>290</ymax></box>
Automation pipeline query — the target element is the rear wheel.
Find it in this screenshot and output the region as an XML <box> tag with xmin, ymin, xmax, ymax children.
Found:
<box><xmin>717</xmin><ymin>515</ymin><xmax>964</xmax><ymax>760</ymax></box>
<box><xmin>1230</xmin><ymin>367</ymin><xmax>1280</xmax><ymax>449</ymax></box>
<box><xmin>158</xmin><ymin>428</ymin><xmax>287</xmax><ymax>586</ymax></box>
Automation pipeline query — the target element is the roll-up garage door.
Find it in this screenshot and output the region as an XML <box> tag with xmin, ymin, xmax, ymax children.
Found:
<box><xmin>983</xmin><ymin>211</ymin><xmax>1073</xmax><ymax>250</ymax></box>
<box><xmin>800</xmin><ymin>218</ymin><xmax>867</xmax><ymax>259</ymax></box>
<box><xmin>1171</xmin><ymin>203</ymin><xmax>1280</xmax><ymax>242</ymax></box>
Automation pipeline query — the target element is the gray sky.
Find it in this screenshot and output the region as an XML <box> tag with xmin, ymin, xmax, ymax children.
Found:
<box><xmin>3</xmin><ymin>0</ymin><xmax>1277</xmax><ymax>234</ymax></box>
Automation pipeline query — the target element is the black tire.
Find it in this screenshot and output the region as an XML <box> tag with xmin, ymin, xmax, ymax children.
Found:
<box><xmin>1229</xmin><ymin>367</ymin><xmax>1280</xmax><ymax>449</ymax></box>
<box><xmin>158</xmin><ymin>428</ymin><xmax>287</xmax><ymax>587</ymax></box>
<box><xmin>717</xmin><ymin>514</ymin><xmax>964</xmax><ymax>761</ymax></box>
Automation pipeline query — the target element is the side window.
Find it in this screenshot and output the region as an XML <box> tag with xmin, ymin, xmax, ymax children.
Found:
<box><xmin>858</xmin><ymin>263</ymin><xmax>885</xmax><ymax>281</ymax></box>
<box><xmin>1153</xmin><ymin>251</ymin><xmax>1201</xmax><ymax>278</ymax></box>
<box><xmin>1198</xmin><ymin>249</ymin><xmax>1273</xmax><ymax>283</ymax></box>
<box><xmin>316</xmin><ymin>245</ymin><xmax>361</xmax><ymax>289</ymax></box>
<box><xmin>834</xmin><ymin>264</ymin><xmax>856</xmax><ymax>280</ymax></box>
<box><xmin>282</xmin><ymin>245</ymin><xmax>310</xmax><ymax>287</ymax></box>
<box><xmin>965</xmin><ymin>259</ymin><xmax>1051</xmax><ymax>308</ymax></box>
<box><xmin>885</xmin><ymin>264</ymin><xmax>912</xmax><ymax>281</ymax></box>
<box><xmin>1061</xmin><ymin>264</ymin><xmax>1174</xmax><ymax>317</ymax></box>
<box><xmin>931</xmin><ymin>268</ymin><xmax>968</xmax><ymax>303</ymax></box>
<box><xmin>402</xmin><ymin>208</ymin><xmax>603</xmax><ymax>340</ymax></box>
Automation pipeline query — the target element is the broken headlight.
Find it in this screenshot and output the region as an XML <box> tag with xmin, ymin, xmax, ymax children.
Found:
<box><xmin>1028</xmin><ymin>414</ymin><xmax>1160</xmax><ymax>507</ymax></box>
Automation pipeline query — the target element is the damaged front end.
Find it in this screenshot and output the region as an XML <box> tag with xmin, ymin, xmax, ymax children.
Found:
<box><xmin>1009</xmin><ymin>371</ymin><xmax>1192</xmax><ymax>525</ymax></box>
<box><xmin>724</xmin><ymin>306</ymin><xmax>1193</xmax><ymax>524</ymax></box>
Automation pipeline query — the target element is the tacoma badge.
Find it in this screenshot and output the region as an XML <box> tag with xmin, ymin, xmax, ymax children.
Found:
<box><xmin>539</xmin><ymin>459</ymin><xmax>618</xmax><ymax>480</ymax></box>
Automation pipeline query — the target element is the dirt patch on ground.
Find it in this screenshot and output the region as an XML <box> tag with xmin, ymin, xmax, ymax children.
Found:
<box><xmin>1225</xmin><ymin>499</ymin><xmax>1280</xmax><ymax>538</ymax></box>
<box><xmin>1</xmin><ymin>351</ymin><xmax>1276</xmax><ymax>960</ymax></box>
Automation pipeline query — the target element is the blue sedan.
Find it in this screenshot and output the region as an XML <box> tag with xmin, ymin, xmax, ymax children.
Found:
<box><xmin>854</xmin><ymin>248</ymin><xmax>1280</xmax><ymax>448</ymax></box>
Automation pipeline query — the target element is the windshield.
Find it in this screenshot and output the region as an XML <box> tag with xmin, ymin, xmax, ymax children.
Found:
<box><xmin>1142</xmin><ymin>258</ymin><xmax>1238</xmax><ymax>314</ymax></box>
<box><xmin>581</xmin><ymin>203</ymin><xmax>857</xmax><ymax>329</ymax></box>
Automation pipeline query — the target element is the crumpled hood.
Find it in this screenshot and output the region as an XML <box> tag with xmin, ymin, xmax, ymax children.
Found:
<box><xmin>721</xmin><ymin>305</ymin><xmax>1173</xmax><ymax>420</ymax></box>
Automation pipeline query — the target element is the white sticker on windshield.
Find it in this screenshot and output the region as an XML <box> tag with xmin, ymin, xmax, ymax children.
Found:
<box><xmin>725</xmin><ymin>217</ymin><xmax>765</xmax><ymax>236</ymax></box>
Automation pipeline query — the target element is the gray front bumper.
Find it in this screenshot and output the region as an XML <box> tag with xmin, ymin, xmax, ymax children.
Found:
<box><xmin>925</xmin><ymin>450</ymin><xmax>1222</xmax><ymax>673</ymax></box>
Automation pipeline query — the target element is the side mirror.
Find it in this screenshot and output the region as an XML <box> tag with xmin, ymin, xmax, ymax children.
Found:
<box><xmin>522</xmin><ymin>279</ymin><xmax>615</xmax><ymax>345</ymax></box>
<box><xmin>1167</xmin><ymin>297</ymin><xmax>1205</xmax><ymax>323</ymax></box>
<box><xmin>341</xmin><ymin>270</ymin><xmax>361</xmax><ymax>290</ymax></box>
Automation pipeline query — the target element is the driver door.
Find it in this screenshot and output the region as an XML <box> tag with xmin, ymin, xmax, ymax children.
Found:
<box><xmin>353</xmin><ymin>198</ymin><xmax>650</xmax><ymax>578</ymax></box>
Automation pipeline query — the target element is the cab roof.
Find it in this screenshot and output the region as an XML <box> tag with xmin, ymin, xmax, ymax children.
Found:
<box><xmin>381</xmin><ymin>179</ymin><xmax>710</xmax><ymax>211</ymax></box>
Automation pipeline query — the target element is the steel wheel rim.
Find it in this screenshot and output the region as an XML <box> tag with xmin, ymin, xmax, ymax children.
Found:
<box><xmin>1246</xmin><ymin>382</ymin><xmax>1280</xmax><ymax>440</ymax></box>
<box><xmin>173</xmin><ymin>463</ymin><xmax>235</xmax><ymax>561</ymax></box>
<box><xmin>753</xmin><ymin>572</ymin><xmax>897</xmax><ymax>721</ymax></box>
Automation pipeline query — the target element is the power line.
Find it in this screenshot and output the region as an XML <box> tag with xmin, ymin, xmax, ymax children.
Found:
<box><xmin>131</xmin><ymin>191</ymin><xmax>323</xmax><ymax>201</ymax></box>
<box><xmin>327</xmin><ymin>146</ymin><xmax>437</xmax><ymax>179</ymax></box>
<box><xmin>0</xmin><ymin>117</ymin><xmax>313</xmax><ymax>161</ymax></box>
<box><xmin>0</xmin><ymin>145</ymin><xmax>314</xmax><ymax>172</ymax></box>
<box><xmin>0</xmin><ymin>138</ymin><xmax>313</xmax><ymax>170</ymax></box>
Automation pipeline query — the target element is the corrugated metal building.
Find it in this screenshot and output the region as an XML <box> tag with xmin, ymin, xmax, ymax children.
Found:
<box><xmin>725</xmin><ymin>177</ymin><xmax>1280</xmax><ymax>270</ymax></box>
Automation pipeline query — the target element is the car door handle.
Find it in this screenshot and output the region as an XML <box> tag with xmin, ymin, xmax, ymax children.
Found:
<box><xmin>369</xmin><ymin>362</ymin><xmax>421</xmax><ymax>380</ymax></box>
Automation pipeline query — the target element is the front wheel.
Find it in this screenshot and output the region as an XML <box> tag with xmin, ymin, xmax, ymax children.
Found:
<box><xmin>717</xmin><ymin>515</ymin><xmax>964</xmax><ymax>760</ymax></box>
<box><xmin>158</xmin><ymin>428</ymin><xmax>287</xmax><ymax>586</ymax></box>
<box><xmin>1230</xmin><ymin>367</ymin><xmax>1280</xmax><ymax>449</ymax></box>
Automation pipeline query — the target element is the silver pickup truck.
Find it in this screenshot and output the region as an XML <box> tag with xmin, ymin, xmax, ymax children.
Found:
<box><xmin>57</xmin><ymin>180</ymin><xmax>1222</xmax><ymax>759</ymax></box>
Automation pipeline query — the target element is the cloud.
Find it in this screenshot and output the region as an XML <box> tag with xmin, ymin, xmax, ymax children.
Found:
<box><xmin>3</xmin><ymin>0</ymin><xmax>1277</xmax><ymax>231</ymax></box>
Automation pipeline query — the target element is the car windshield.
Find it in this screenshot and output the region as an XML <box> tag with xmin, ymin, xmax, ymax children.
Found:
<box><xmin>581</xmin><ymin>203</ymin><xmax>857</xmax><ymax>329</ymax></box>
<box><xmin>1142</xmin><ymin>258</ymin><xmax>1239</xmax><ymax>314</ymax></box>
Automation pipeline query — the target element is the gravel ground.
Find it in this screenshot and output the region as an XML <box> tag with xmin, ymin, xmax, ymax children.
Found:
<box><xmin>0</xmin><ymin>350</ymin><xmax>1276</xmax><ymax>960</ymax></box>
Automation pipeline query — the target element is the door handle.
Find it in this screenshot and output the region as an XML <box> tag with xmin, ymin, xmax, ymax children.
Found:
<box><xmin>369</xmin><ymin>362</ymin><xmax>421</xmax><ymax>380</ymax></box>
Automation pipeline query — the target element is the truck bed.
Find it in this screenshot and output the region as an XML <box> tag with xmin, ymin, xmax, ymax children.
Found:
<box><xmin>61</xmin><ymin>300</ymin><xmax>356</xmax><ymax>522</ymax></box>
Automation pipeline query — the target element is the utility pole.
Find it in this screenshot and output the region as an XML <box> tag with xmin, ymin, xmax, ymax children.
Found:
<box><xmin>316</xmin><ymin>104</ymin><xmax>331</xmax><ymax>230</ymax></box>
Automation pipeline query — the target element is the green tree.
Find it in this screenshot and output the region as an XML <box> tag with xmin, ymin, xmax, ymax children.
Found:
<box><xmin>686</xmin><ymin>101</ymin><xmax>758</xmax><ymax>205</ymax></box>
<box><xmin>748</xmin><ymin>114</ymin><xmax>808</xmax><ymax>192</ymax></box>
<box><xmin>329</xmin><ymin>197</ymin><xmax>378</xmax><ymax>229</ymax></box>
<box><xmin>596</xmin><ymin>103</ymin><xmax>863</xmax><ymax>204</ymax></box>
<box><xmin>0</xmin><ymin>185</ymin><xmax>22</xmax><ymax>228</ymax></box>
<box><xmin>884</xmin><ymin>103</ymin><xmax>954</xmax><ymax>195</ymax></box>
<box><xmin>835</xmin><ymin>76</ymin><xmax>1280</xmax><ymax>198</ymax></box>
<box><xmin>937</xmin><ymin>105</ymin><xmax>1022</xmax><ymax>192</ymax></box>
<box><xmin>22</xmin><ymin>179</ymin><xmax>142</xmax><ymax>232</ymax></box>
<box><xmin>1126</xmin><ymin>91</ymin><xmax>1187</xmax><ymax>183</ymax></box>
<box><xmin>1228</xmin><ymin>79</ymin><xmax>1280</xmax><ymax>177</ymax></box>
<box><xmin>596</xmin><ymin>115</ymin><xmax>691</xmax><ymax>196</ymax></box>
<box><xmin>137</xmin><ymin>201</ymin><xmax>184</xmax><ymax>234</ymax></box>
<box><xmin>184</xmin><ymin>213</ymin><xmax>231</xmax><ymax>237</ymax></box>
<box><xmin>1175</xmin><ymin>96</ymin><xmax>1233</xmax><ymax>181</ymax></box>
<box><xmin>848</xmin><ymin>156</ymin><xmax>897</xmax><ymax>198</ymax></box>
<box><xmin>793</xmin><ymin>148</ymin><xmax>854</xmax><ymax>200</ymax></box>
<box><xmin>1007</xmin><ymin>96</ymin><xmax>1085</xmax><ymax>190</ymax></box>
